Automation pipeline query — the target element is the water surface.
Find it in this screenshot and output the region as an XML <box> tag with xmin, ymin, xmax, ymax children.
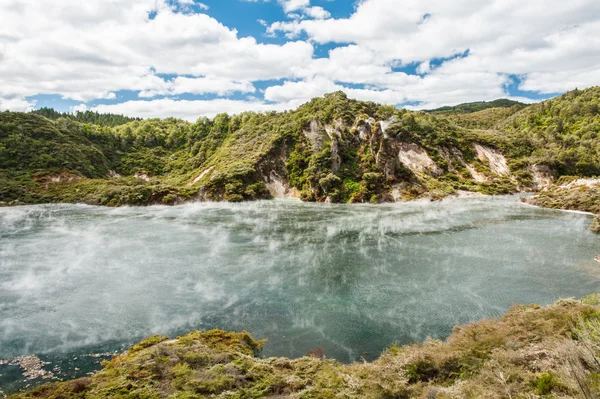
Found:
<box><xmin>1</xmin><ymin>196</ymin><xmax>599</xmax><ymax>393</ymax></box>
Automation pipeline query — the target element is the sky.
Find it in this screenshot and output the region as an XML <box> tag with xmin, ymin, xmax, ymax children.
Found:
<box><xmin>0</xmin><ymin>0</ymin><xmax>599</xmax><ymax>121</ymax></box>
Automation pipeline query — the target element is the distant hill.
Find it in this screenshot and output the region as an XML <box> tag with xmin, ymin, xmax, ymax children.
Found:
<box><xmin>1</xmin><ymin>88</ymin><xmax>599</xmax><ymax>212</ymax></box>
<box><xmin>31</xmin><ymin>107</ymin><xmax>140</xmax><ymax>127</ymax></box>
<box><xmin>426</xmin><ymin>98</ymin><xmax>528</xmax><ymax>114</ymax></box>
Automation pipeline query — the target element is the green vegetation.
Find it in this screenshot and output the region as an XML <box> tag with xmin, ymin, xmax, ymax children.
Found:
<box><xmin>1</xmin><ymin>87</ymin><xmax>599</xmax><ymax>207</ymax></box>
<box><xmin>9</xmin><ymin>295</ymin><xmax>600</xmax><ymax>398</ymax></box>
<box><xmin>499</xmin><ymin>87</ymin><xmax>600</xmax><ymax>177</ymax></box>
<box><xmin>426</xmin><ymin>98</ymin><xmax>527</xmax><ymax>114</ymax></box>
<box><xmin>530</xmin><ymin>176</ymin><xmax>600</xmax><ymax>232</ymax></box>
<box><xmin>592</xmin><ymin>216</ymin><xmax>600</xmax><ymax>233</ymax></box>
<box><xmin>31</xmin><ymin>107</ymin><xmax>140</xmax><ymax>127</ymax></box>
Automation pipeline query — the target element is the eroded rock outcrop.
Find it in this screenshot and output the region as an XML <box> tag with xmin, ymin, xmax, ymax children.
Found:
<box><xmin>396</xmin><ymin>142</ymin><xmax>443</xmax><ymax>177</ymax></box>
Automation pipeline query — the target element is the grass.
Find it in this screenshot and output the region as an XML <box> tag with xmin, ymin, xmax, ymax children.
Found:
<box><xmin>8</xmin><ymin>295</ymin><xmax>600</xmax><ymax>398</ymax></box>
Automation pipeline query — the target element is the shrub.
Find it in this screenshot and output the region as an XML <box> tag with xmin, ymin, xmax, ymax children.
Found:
<box><xmin>535</xmin><ymin>372</ymin><xmax>558</xmax><ymax>395</ymax></box>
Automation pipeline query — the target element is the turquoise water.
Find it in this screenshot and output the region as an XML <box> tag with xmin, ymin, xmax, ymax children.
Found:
<box><xmin>1</xmin><ymin>196</ymin><xmax>599</xmax><ymax>394</ymax></box>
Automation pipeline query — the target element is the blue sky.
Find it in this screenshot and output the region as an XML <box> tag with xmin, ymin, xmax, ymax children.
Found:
<box><xmin>1</xmin><ymin>0</ymin><xmax>598</xmax><ymax>120</ymax></box>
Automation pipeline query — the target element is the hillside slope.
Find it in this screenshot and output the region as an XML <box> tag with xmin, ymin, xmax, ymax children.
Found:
<box><xmin>1</xmin><ymin>87</ymin><xmax>598</xmax><ymax>210</ymax></box>
<box><xmin>426</xmin><ymin>98</ymin><xmax>528</xmax><ymax>114</ymax></box>
<box><xmin>7</xmin><ymin>295</ymin><xmax>600</xmax><ymax>399</ymax></box>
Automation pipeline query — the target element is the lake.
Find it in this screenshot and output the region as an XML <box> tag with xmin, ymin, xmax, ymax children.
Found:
<box><xmin>1</xmin><ymin>196</ymin><xmax>599</xmax><ymax>395</ymax></box>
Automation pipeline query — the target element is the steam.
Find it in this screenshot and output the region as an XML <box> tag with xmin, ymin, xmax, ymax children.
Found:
<box><xmin>0</xmin><ymin>197</ymin><xmax>598</xmax><ymax>364</ymax></box>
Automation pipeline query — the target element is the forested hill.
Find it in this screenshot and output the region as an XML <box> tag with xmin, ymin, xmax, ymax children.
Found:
<box><xmin>426</xmin><ymin>98</ymin><xmax>528</xmax><ymax>114</ymax></box>
<box><xmin>31</xmin><ymin>107</ymin><xmax>140</xmax><ymax>127</ymax></box>
<box><xmin>1</xmin><ymin>87</ymin><xmax>599</xmax><ymax>216</ymax></box>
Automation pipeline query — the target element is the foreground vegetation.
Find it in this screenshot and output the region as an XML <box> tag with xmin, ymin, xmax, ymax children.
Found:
<box><xmin>8</xmin><ymin>294</ymin><xmax>600</xmax><ymax>398</ymax></box>
<box><xmin>1</xmin><ymin>87</ymin><xmax>599</xmax><ymax>207</ymax></box>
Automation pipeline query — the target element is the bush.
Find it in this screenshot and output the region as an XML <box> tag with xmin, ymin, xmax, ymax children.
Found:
<box><xmin>535</xmin><ymin>372</ymin><xmax>557</xmax><ymax>395</ymax></box>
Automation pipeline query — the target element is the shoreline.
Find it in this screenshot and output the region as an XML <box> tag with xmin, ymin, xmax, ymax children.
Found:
<box><xmin>0</xmin><ymin>190</ymin><xmax>525</xmax><ymax>209</ymax></box>
<box><xmin>519</xmin><ymin>200</ymin><xmax>597</xmax><ymax>216</ymax></box>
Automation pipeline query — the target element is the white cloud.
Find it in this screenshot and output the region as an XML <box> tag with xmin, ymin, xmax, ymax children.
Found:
<box><xmin>177</xmin><ymin>0</ymin><xmax>208</xmax><ymax>8</ymax></box>
<box><xmin>304</xmin><ymin>6</ymin><xmax>331</xmax><ymax>20</ymax></box>
<box><xmin>276</xmin><ymin>0</ymin><xmax>330</xmax><ymax>20</ymax></box>
<box><xmin>88</xmin><ymin>98</ymin><xmax>296</xmax><ymax>121</ymax></box>
<box><xmin>264</xmin><ymin>72</ymin><xmax>520</xmax><ymax>110</ymax></box>
<box><xmin>170</xmin><ymin>77</ymin><xmax>255</xmax><ymax>96</ymax></box>
<box><xmin>70</xmin><ymin>104</ymin><xmax>89</xmax><ymax>113</ymax></box>
<box><xmin>0</xmin><ymin>0</ymin><xmax>598</xmax><ymax>117</ymax></box>
<box><xmin>269</xmin><ymin>0</ymin><xmax>600</xmax><ymax>95</ymax></box>
<box><xmin>519</xmin><ymin>68</ymin><xmax>600</xmax><ymax>94</ymax></box>
<box><xmin>0</xmin><ymin>0</ymin><xmax>312</xmax><ymax>106</ymax></box>
<box><xmin>0</xmin><ymin>97</ymin><xmax>36</xmax><ymax>112</ymax></box>
<box><xmin>278</xmin><ymin>0</ymin><xmax>310</xmax><ymax>13</ymax></box>
<box><xmin>136</xmin><ymin>76</ymin><xmax>256</xmax><ymax>97</ymax></box>
<box><xmin>416</xmin><ymin>61</ymin><xmax>431</xmax><ymax>75</ymax></box>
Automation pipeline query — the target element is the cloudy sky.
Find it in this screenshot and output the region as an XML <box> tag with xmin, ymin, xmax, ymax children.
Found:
<box><xmin>1</xmin><ymin>0</ymin><xmax>599</xmax><ymax>121</ymax></box>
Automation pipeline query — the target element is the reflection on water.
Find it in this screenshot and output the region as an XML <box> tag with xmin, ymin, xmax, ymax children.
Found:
<box><xmin>0</xmin><ymin>196</ymin><xmax>599</xmax><ymax>393</ymax></box>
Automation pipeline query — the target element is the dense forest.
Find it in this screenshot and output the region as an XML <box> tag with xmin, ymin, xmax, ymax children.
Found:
<box><xmin>426</xmin><ymin>98</ymin><xmax>527</xmax><ymax>114</ymax></box>
<box><xmin>31</xmin><ymin>107</ymin><xmax>140</xmax><ymax>127</ymax></box>
<box><xmin>1</xmin><ymin>88</ymin><xmax>599</xmax><ymax>221</ymax></box>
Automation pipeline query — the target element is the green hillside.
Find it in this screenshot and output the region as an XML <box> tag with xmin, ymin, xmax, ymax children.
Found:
<box><xmin>426</xmin><ymin>98</ymin><xmax>528</xmax><ymax>114</ymax></box>
<box><xmin>31</xmin><ymin>107</ymin><xmax>140</xmax><ymax>127</ymax></box>
<box><xmin>1</xmin><ymin>88</ymin><xmax>599</xmax><ymax>212</ymax></box>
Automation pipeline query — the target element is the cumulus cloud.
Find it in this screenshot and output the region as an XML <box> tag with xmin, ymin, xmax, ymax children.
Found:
<box><xmin>303</xmin><ymin>6</ymin><xmax>331</xmax><ymax>20</ymax></box>
<box><xmin>0</xmin><ymin>97</ymin><xmax>36</xmax><ymax>112</ymax></box>
<box><xmin>263</xmin><ymin>73</ymin><xmax>531</xmax><ymax>110</ymax></box>
<box><xmin>269</xmin><ymin>0</ymin><xmax>600</xmax><ymax>95</ymax></box>
<box><xmin>0</xmin><ymin>0</ymin><xmax>312</xmax><ymax>106</ymax></box>
<box><xmin>278</xmin><ymin>0</ymin><xmax>310</xmax><ymax>13</ymax></box>
<box><xmin>137</xmin><ymin>77</ymin><xmax>256</xmax><ymax>98</ymax></box>
<box><xmin>276</xmin><ymin>0</ymin><xmax>330</xmax><ymax>20</ymax></box>
<box><xmin>87</xmin><ymin>98</ymin><xmax>297</xmax><ymax>121</ymax></box>
<box><xmin>0</xmin><ymin>0</ymin><xmax>598</xmax><ymax>118</ymax></box>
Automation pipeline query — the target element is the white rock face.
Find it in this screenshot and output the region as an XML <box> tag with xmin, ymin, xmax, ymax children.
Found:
<box><xmin>324</xmin><ymin>120</ymin><xmax>343</xmax><ymax>173</ymax></box>
<box><xmin>397</xmin><ymin>143</ymin><xmax>442</xmax><ymax>176</ymax></box>
<box><xmin>466</xmin><ymin>165</ymin><xmax>488</xmax><ymax>183</ymax></box>
<box><xmin>438</xmin><ymin>147</ymin><xmax>487</xmax><ymax>182</ymax></box>
<box><xmin>134</xmin><ymin>173</ymin><xmax>150</xmax><ymax>181</ymax></box>
<box><xmin>561</xmin><ymin>178</ymin><xmax>600</xmax><ymax>189</ymax></box>
<box><xmin>473</xmin><ymin>144</ymin><xmax>510</xmax><ymax>176</ymax></box>
<box><xmin>379</xmin><ymin>118</ymin><xmax>395</xmax><ymax>135</ymax></box>
<box><xmin>531</xmin><ymin>164</ymin><xmax>554</xmax><ymax>189</ymax></box>
<box><xmin>358</xmin><ymin>124</ymin><xmax>370</xmax><ymax>141</ymax></box>
<box><xmin>189</xmin><ymin>166</ymin><xmax>214</xmax><ymax>186</ymax></box>
<box><xmin>264</xmin><ymin>171</ymin><xmax>299</xmax><ymax>199</ymax></box>
<box><xmin>304</xmin><ymin>119</ymin><xmax>326</xmax><ymax>152</ymax></box>
<box><xmin>330</xmin><ymin>138</ymin><xmax>341</xmax><ymax>173</ymax></box>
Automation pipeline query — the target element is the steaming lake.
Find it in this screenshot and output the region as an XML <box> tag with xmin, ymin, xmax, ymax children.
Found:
<box><xmin>1</xmin><ymin>196</ymin><xmax>599</xmax><ymax>394</ymax></box>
